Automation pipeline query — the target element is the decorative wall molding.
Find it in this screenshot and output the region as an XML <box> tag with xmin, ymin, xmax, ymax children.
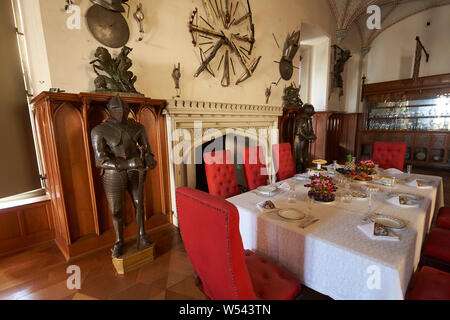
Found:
<box><xmin>165</xmin><ymin>99</ymin><xmax>283</xmax><ymax>116</ymax></box>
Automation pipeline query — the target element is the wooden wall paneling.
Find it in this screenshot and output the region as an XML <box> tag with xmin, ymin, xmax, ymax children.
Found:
<box><xmin>341</xmin><ymin>114</ymin><xmax>362</xmax><ymax>160</ymax></box>
<box><xmin>0</xmin><ymin>200</ymin><xmax>54</xmax><ymax>256</ymax></box>
<box><xmin>81</xmin><ymin>98</ymin><xmax>100</xmax><ymax>236</ymax></box>
<box><xmin>310</xmin><ymin>112</ymin><xmax>333</xmax><ymax>161</ymax></box>
<box><xmin>138</xmin><ymin>101</ymin><xmax>172</xmax><ymax>229</ymax></box>
<box><xmin>53</xmin><ymin>102</ymin><xmax>96</xmax><ymax>242</ymax></box>
<box><xmin>0</xmin><ymin>211</ymin><xmax>22</xmax><ymax>242</ymax></box>
<box><xmin>22</xmin><ymin>204</ymin><xmax>52</xmax><ymax>235</ymax></box>
<box><xmin>86</xmin><ymin>102</ymin><xmax>112</xmax><ymax>234</ymax></box>
<box><xmin>160</xmin><ymin>109</ymin><xmax>173</xmax><ymax>224</ymax></box>
<box><xmin>363</xmin><ymin>73</ymin><xmax>450</xmax><ymax>103</ymax></box>
<box><xmin>36</xmin><ymin>97</ymin><xmax>72</xmax><ymax>250</ymax></box>
<box><xmin>139</xmin><ymin>105</ymin><xmax>163</xmax><ymax>218</ymax></box>
<box><xmin>325</xmin><ymin>114</ymin><xmax>342</xmax><ymax>162</ymax></box>
<box><xmin>278</xmin><ymin>108</ymin><xmax>303</xmax><ymax>169</ymax></box>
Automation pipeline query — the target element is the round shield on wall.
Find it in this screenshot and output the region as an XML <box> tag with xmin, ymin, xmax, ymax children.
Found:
<box><xmin>86</xmin><ymin>4</ymin><xmax>130</xmax><ymax>48</ymax></box>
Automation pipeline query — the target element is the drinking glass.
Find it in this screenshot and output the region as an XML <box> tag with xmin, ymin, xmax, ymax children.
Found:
<box><xmin>367</xmin><ymin>193</ymin><xmax>373</xmax><ymax>214</ymax></box>
<box><xmin>407</xmin><ymin>165</ymin><xmax>413</xmax><ymax>177</ymax></box>
<box><xmin>345</xmin><ymin>175</ymin><xmax>352</xmax><ymax>191</ymax></box>
<box><xmin>307</xmin><ymin>195</ymin><xmax>313</xmax><ymax>215</ymax></box>
<box><xmin>288</xmin><ymin>185</ymin><xmax>296</xmax><ymax>203</ymax></box>
<box><xmin>341</xmin><ymin>192</ymin><xmax>352</xmax><ymax>203</ymax></box>
<box><xmin>389</xmin><ymin>177</ymin><xmax>396</xmax><ymax>188</ymax></box>
<box><xmin>333</xmin><ymin>160</ymin><xmax>338</xmax><ymax>172</ymax></box>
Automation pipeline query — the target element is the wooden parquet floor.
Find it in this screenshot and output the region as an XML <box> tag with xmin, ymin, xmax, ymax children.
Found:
<box><xmin>0</xmin><ymin>224</ymin><xmax>330</xmax><ymax>300</ymax></box>
<box><xmin>0</xmin><ymin>225</ymin><xmax>209</xmax><ymax>300</ymax></box>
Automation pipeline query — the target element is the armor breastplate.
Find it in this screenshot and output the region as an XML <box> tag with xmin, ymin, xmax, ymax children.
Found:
<box><xmin>101</xmin><ymin>121</ymin><xmax>141</xmax><ymax>159</ymax></box>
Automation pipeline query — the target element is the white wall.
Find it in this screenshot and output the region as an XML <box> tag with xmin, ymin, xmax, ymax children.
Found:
<box><xmin>20</xmin><ymin>0</ymin><xmax>339</xmax><ymax>107</ymax></box>
<box><xmin>19</xmin><ymin>0</ymin><xmax>52</xmax><ymax>96</ymax></box>
<box><xmin>366</xmin><ymin>5</ymin><xmax>450</xmax><ymax>84</ymax></box>
<box><xmin>299</xmin><ymin>45</ymin><xmax>311</xmax><ymax>103</ymax></box>
<box><xmin>327</xmin><ymin>24</ymin><xmax>362</xmax><ymax>113</ymax></box>
<box><xmin>307</xmin><ymin>37</ymin><xmax>330</xmax><ymax>111</ymax></box>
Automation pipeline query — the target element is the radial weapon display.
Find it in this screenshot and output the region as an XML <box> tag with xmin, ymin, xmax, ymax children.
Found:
<box><xmin>188</xmin><ymin>0</ymin><xmax>262</xmax><ymax>87</ymax></box>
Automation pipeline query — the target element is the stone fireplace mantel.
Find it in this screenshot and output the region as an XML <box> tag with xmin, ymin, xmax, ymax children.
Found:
<box><xmin>164</xmin><ymin>99</ymin><xmax>283</xmax><ymax>226</ymax></box>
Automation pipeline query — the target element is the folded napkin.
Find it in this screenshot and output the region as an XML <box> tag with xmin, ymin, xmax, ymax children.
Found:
<box><xmin>386</xmin><ymin>195</ymin><xmax>419</xmax><ymax>208</ymax></box>
<box><xmin>406</xmin><ymin>179</ymin><xmax>434</xmax><ymax>188</ymax></box>
<box><xmin>278</xmin><ymin>182</ymin><xmax>293</xmax><ymax>191</ymax></box>
<box><xmin>256</xmin><ymin>200</ymin><xmax>279</xmax><ymax>213</ymax></box>
<box><xmin>358</xmin><ymin>223</ymin><xmax>400</xmax><ymax>241</ymax></box>
<box><xmin>382</xmin><ymin>168</ymin><xmax>404</xmax><ymax>175</ymax></box>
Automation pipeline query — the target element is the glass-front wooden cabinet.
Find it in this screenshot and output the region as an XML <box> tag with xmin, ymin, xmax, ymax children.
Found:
<box><xmin>358</xmin><ymin>73</ymin><xmax>450</xmax><ymax>169</ymax></box>
<box><xmin>366</xmin><ymin>97</ymin><xmax>450</xmax><ymax>131</ymax></box>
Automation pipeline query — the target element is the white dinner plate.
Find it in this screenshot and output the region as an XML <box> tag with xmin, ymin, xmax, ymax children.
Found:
<box><xmin>369</xmin><ymin>214</ymin><xmax>407</xmax><ymax>229</ymax></box>
<box><xmin>257</xmin><ymin>185</ymin><xmax>277</xmax><ymax>194</ymax></box>
<box><xmin>294</xmin><ymin>174</ymin><xmax>309</xmax><ymax>181</ymax></box>
<box><xmin>278</xmin><ymin>209</ymin><xmax>305</xmax><ymax>220</ymax></box>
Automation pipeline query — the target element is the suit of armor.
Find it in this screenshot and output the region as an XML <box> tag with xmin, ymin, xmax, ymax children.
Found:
<box><xmin>91</xmin><ymin>96</ymin><xmax>157</xmax><ymax>258</ymax></box>
<box><xmin>294</xmin><ymin>104</ymin><xmax>317</xmax><ymax>173</ymax></box>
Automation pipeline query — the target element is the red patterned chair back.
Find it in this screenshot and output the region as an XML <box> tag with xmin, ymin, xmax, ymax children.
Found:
<box><xmin>242</xmin><ymin>146</ymin><xmax>268</xmax><ymax>190</ymax></box>
<box><xmin>203</xmin><ymin>150</ymin><xmax>240</xmax><ymax>199</ymax></box>
<box><xmin>272</xmin><ymin>143</ymin><xmax>296</xmax><ymax>181</ymax></box>
<box><xmin>372</xmin><ymin>142</ymin><xmax>407</xmax><ymax>171</ymax></box>
<box><xmin>175</xmin><ymin>187</ymin><xmax>257</xmax><ymax>300</ymax></box>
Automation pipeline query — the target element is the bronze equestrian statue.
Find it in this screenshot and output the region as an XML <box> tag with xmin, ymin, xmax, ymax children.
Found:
<box><xmin>294</xmin><ymin>104</ymin><xmax>317</xmax><ymax>173</ymax></box>
<box><xmin>90</xmin><ymin>46</ymin><xmax>141</xmax><ymax>95</ymax></box>
<box><xmin>91</xmin><ymin>95</ymin><xmax>157</xmax><ymax>258</ymax></box>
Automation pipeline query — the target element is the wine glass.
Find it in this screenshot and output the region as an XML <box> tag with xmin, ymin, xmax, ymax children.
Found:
<box><xmin>307</xmin><ymin>195</ymin><xmax>313</xmax><ymax>215</ymax></box>
<box><xmin>288</xmin><ymin>184</ymin><xmax>296</xmax><ymax>203</ymax></box>
<box><xmin>362</xmin><ymin>185</ymin><xmax>380</xmax><ymax>221</ymax></box>
<box><xmin>406</xmin><ymin>165</ymin><xmax>413</xmax><ymax>177</ymax></box>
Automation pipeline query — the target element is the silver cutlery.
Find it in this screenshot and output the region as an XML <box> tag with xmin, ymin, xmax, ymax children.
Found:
<box><xmin>299</xmin><ymin>218</ymin><xmax>319</xmax><ymax>229</ymax></box>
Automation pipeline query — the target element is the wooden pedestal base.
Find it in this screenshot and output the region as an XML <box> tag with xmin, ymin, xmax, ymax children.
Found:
<box><xmin>112</xmin><ymin>242</ymin><xmax>155</xmax><ymax>275</ymax></box>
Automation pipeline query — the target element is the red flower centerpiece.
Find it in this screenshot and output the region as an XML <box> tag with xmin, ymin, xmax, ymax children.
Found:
<box><xmin>305</xmin><ymin>174</ymin><xmax>338</xmax><ymax>202</ymax></box>
<box><xmin>357</xmin><ymin>160</ymin><xmax>376</xmax><ymax>175</ymax></box>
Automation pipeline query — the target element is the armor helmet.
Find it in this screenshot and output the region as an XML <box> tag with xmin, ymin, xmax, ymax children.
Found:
<box><xmin>90</xmin><ymin>0</ymin><xmax>125</xmax><ymax>12</ymax></box>
<box><xmin>303</xmin><ymin>103</ymin><xmax>315</xmax><ymax>116</ymax></box>
<box><xmin>107</xmin><ymin>95</ymin><xmax>130</xmax><ymax>122</ymax></box>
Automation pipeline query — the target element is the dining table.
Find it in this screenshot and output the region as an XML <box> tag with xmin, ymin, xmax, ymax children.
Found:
<box><xmin>227</xmin><ymin>170</ymin><xmax>444</xmax><ymax>300</ymax></box>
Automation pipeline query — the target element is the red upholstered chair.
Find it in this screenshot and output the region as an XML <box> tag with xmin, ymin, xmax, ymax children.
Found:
<box><xmin>437</xmin><ymin>207</ymin><xmax>450</xmax><ymax>229</ymax></box>
<box><xmin>203</xmin><ymin>150</ymin><xmax>240</xmax><ymax>199</ymax></box>
<box><xmin>272</xmin><ymin>143</ymin><xmax>296</xmax><ymax>181</ymax></box>
<box><xmin>242</xmin><ymin>146</ymin><xmax>268</xmax><ymax>191</ymax></box>
<box><xmin>175</xmin><ymin>187</ymin><xmax>302</xmax><ymax>300</ymax></box>
<box><xmin>422</xmin><ymin>227</ymin><xmax>450</xmax><ymax>273</ymax></box>
<box><xmin>372</xmin><ymin>142</ymin><xmax>407</xmax><ymax>171</ymax></box>
<box><xmin>408</xmin><ymin>266</ymin><xmax>450</xmax><ymax>300</ymax></box>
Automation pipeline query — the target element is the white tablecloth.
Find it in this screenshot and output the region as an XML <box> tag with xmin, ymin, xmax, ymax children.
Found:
<box><xmin>227</xmin><ymin>173</ymin><xmax>444</xmax><ymax>300</ymax></box>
